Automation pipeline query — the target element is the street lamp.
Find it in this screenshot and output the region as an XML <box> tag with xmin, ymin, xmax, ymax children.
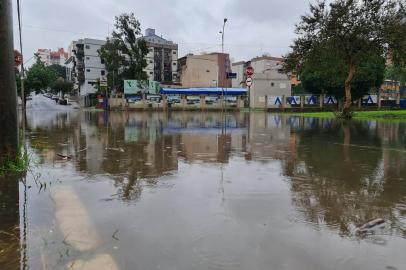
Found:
<box><xmin>220</xmin><ymin>18</ymin><xmax>228</xmax><ymax>108</ymax></box>
<box><xmin>221</xmin><ymin>18</ymin><xmax>227</xmax><ymax>54</ymax></box>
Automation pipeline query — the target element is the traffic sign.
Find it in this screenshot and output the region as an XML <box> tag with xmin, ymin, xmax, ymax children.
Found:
<box><xmin>246</xmin><ymin>77</ymin><xmax>253</xmax><ymax>87</ymax></box>
<box><xmin>14</xmin><ymin>50</ymin><xmax>22</xmax><ymax>67</ymax></box>
<box><xmin>246</xmin><ymin>66</ymin><xmax>254</xmax><ymax>76</ymax></box>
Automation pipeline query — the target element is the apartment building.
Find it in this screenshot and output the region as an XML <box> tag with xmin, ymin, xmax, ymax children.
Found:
<box><xmin>36</xmin><ymin>48</ymin><xmax>68</xmax><ymax>66</ymax></box>
<box><xmin>142</xmin><ymin>28</ymin><xmax>178</xmax><ymax>84</ymax></box>
<box><xmin>177</xmin><ymin>53</ymin><xmax>232</xmax><ymax>88</ymax></box>
<box><xmin>65</xmin><ymin>38</ymin><xmax>106</xmax><ymax>106</ymax></box>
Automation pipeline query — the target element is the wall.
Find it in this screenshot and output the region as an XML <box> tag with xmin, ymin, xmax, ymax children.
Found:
<box><xmin>180</xmin><ymin>55</ymin><xmax>219</xmax><ymax>88</ymax></box>
<box><xmin>232</xmin><ymin>62</ymin><xmax>245</xmax><ymax>88</ymax></box>
<box><xmin>250</xmin><ymin>70</ymin><xmax>291</xmax><ymax>109</ymax></box>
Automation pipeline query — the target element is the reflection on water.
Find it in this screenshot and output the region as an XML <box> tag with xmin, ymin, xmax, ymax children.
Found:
<box><xmin>0</xmin><ymin>111</ymin><xmax>405</xmax><ymax>270</ymax></box>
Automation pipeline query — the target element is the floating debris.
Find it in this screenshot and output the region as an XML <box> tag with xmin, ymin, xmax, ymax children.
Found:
<box><xmin>56</xmin><ymin>154</ymin><xmax>72</xmax><ymax>160</ymax></box>
<box><xmin>105</xmin><ymin>148</ymin><xmax>125</xmax><ymax>153</ymax></box>
<box><xmin>356</xmin><ymin>218</ymin><xmax>386</xmax><ymax>234</ymax></box>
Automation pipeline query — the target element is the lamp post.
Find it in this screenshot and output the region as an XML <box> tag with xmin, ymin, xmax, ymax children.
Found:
<box><xmin>219</xmin><ymin>18</ymin><xmax>227</xmax><ymax>109</ymax></box>
<box><xmin>221</xmin><ymin>18</ymin><xmax>227</xmax><ymax>54</ymax></box>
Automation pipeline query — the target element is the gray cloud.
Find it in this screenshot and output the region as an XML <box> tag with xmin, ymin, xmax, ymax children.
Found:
<box><xmin>12</xmin><ymin>0</ymin><xmax>313</xmax><ymax>66</ymax></box>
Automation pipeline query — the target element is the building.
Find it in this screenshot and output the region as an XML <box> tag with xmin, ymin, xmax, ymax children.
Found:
<box><xmin>36</xmin><ymin>48</ymin><xmax>68</xmax><ymax>66</ymax></box>
<box><xmin>177</xmin><ymin>53</ymin><xmax>232</xmax><ymax>88</ymax></box>
<box><xmin>65</xmin><ymin>38</ymin><xmax>106</xmax><ymax>106</ymax></box>
<box><xmin>232</xmin><ymin>56</ymin><xmax>291</xmax><ymax>108</ymax></box>
<box><xmin>142</xmin><ymin>28</ymin><xmax>178</xmax><ymax>84</ymax></box>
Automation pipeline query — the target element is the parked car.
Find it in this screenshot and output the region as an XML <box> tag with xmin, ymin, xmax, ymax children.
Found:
<box><xmin>127</xmin><ymin>96</ymin><xmax>142</xmax><ymax>103</ymax></box>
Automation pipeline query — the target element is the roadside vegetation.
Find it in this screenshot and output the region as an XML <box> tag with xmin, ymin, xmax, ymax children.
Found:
<box><xmin>284</xmin><ymin>0</ymin><xmax>406</xmax><ymax>118</ymax></box>
<box><xmin>0</xmin><ymin>148</ymin><xmax>30</xmax><ymax>175</ymax></box>
<box><xmin>286</xmin><ymin>110</ymin><xmax>406</xmax><ymax>121</ymax></box>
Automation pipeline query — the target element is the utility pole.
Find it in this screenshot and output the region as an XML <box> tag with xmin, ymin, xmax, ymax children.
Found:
<box><xmin>0</xmin><ymin>0</ymin><xmax>19</xmax><ymax>166</ymax></box>
<box><xmin>17</xmin><ymin>0</ymin><xmax>26</xmax><ymax>111</ymax></box>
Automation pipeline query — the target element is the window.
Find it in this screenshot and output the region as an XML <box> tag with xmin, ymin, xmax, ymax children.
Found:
<box><xmin>150</xmin><ymin>72</ymin><xmax>153</xmax><ymax>75</ymax></box>
<box><xmin>150</xmin><ymin>60</ymin><xmax>153</xmax><ymax>63</ymax></box>
<box><xmin>86</xmin><ymin>57</ymin><xmax>90</xmax><ymax>60</ymax></box>
<box><xmin>101</xmin><ymin>70</ymin><xmax>105</xmax><ymax>76</ymax></box>
<box><xmin>86</xmin><ymin>69</ymin><xmax>90</xmax><ymax>72</ymax></box>
<box><xmin>173</xmin><ymin>62</ymin><xmax>176</xmax><ymax>66</ymax></box>
<box><xmin>173</xmin><ymin>51</ymin><xmax>176</xmax><ymax>55</ymax></box>
<box><xmin>271</xmin><ymin>82</ymin><xmax>275</xmax><ymax>87</ymax></box>
<box><xmin>101</xmin><ymin>59</ymin><xmax>105</xmax><ymax>64</ymax></box>
<box><xmin>85</xmin><ymin>45</ymin><xmax>90</xmax><ymax>49</ymax></box>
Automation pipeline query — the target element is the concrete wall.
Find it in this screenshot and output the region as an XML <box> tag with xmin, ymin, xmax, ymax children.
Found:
<box><xmin>180</xmin><ymin>55</ymin><xmax>219</xmax><ymax>88</ymax></box>
<box><xmin>232</xmin><ymin>62</ymin><xmax>245</xmax><ymax>88</ymax></box>
<box><xmin>249</xmin><ymin>70</ymin><xmax>291</xmax><ymax>109</ymax></box>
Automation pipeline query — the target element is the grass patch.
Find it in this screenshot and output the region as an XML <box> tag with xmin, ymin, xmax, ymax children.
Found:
<box><xmin>353</xmin><ymin>110</ymin><xmax>406</xmax><ymax>120</ymax></box>
<box><xmin>282</xmin><ymin>110</ymin><xmax>406</xmax><ymax>121</ymax></box>
<box><xmin>0</xmin><ymin>149</ymin><xmax>30</xmax><ymax>175</ymax></box>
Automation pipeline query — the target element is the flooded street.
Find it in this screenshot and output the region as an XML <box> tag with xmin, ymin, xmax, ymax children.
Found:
<box><xmin>1</xmin><ymin>111</ymin><xmax>406</xmax><ymax>270</ymax></box>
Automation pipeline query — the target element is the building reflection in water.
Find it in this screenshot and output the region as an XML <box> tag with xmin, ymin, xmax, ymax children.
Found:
<box><xmin>24</xmin><ymin>111</ymin><xmax>406</xmax><ymax>238</ymax></box>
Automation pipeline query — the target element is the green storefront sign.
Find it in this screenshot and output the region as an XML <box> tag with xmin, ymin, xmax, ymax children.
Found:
<box><xmin>124</xmin><ymin>80</ymin><xmax>160</xmax><ymax>94</ymax></box>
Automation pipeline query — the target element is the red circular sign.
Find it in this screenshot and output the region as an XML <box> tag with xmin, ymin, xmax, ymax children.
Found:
<box><xmin>246</xmin><ymin>66</ymin><xmax>254</xmax><ymax>76</ymax></box>
<box><xmin>14</xmin><ymin>50</ymin><xmax>22</xmax><ymax>67</ymax></box>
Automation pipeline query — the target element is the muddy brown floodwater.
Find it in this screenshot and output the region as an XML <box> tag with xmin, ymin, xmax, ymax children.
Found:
<box><xmin>0</xmin><ymin>111</ymin><xmax>405</xmax><ymax>270</ymax></box>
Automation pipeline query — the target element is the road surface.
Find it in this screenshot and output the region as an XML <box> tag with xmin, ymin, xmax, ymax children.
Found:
<box><xmin>26</xmin><ymin>94</ymin><xmax>80</xmax><ymax>111</ymax></box>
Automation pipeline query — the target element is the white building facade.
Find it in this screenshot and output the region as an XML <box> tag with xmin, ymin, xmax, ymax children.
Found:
<box><xmin>232</xmin><ymin>56</ymin><xmax>292</xmax><ymax>109</ymax></box>
<box><xmin>142</xmin><ymin>28</ymin><xmax>178</xmax><ymax>84</ymax></box>
<box><xmin>36</xmin><ymin>48</ymin><xmax>68</xmax><ymax>66</ymax></box>
<box><xmin>66</xmin><ymin>38</ymin><xmax>106</xmax><ymax>106</ymax></box>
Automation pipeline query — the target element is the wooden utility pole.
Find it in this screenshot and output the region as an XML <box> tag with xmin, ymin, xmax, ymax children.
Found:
<box><xmin>0</xmin><ymin>0</ymin><xmax>19</xmax><ymax>166</ymax></box>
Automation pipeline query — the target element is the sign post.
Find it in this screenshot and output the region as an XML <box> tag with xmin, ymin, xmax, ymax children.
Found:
<box><xmin>245</xmin><ymin>66</ymin><xmax>254</xmax><ymax>110</ymax></box>
<box><xmin>100</xmin><ymin>75</ymin><xmax>108</xmax><ymax>109</ymax></box>
<box><xmin>246</xmin><ymin>77</ymin><xmax>253</xmax><ymax>110</ymax></box>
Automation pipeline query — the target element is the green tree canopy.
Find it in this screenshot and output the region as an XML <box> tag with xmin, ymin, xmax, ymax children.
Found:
<box><xmin>299</xmin><ymin>52</ymin><xmax>385</xmax><ymax>101</ymax></box>
<box><xmin>25</xmin><ymin>56</ymin><xmax>56</xmax><ymax>95</ymax></box>
<box><xmin>284</xmin><ymin>0</ymin><xmax>406</xmax><ymax>114</ymax></box>
<box><xmin>51</xmin><ymin>78</ymin><xmax>73</xmax><ymax>96</ymax></box>
<box><xmin>98</xmin><ymin>13</ymin><xmax>149</xmax><ymax>92</ymax></box>
<box><xmin>48</xmin><ymin>64</ymin><xmax>67</xmax><ymax>80</ymax></box>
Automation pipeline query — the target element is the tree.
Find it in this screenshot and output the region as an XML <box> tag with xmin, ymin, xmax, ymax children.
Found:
<box><xmin>284</xmin><ymin>0</ymin><xmax>406</xmax><ymax>115</ymax></box>
<box><xmin>98</xmin><ymin>13</ymin><xmax>149</xmax><ymax>92</ymax></box>
<box><xmin>48</xmin><ymin>64</ymin><xmax>67</xmax><ymax>80</ymax></box>
<box><xmin>299</xmin><ymin>52</ymin><xmax>385</xmax><ymax>101</ymax></box>
<box><xmin>385</xmin><ymin>65</ymin><xmax>406</xmax><ymax>87</ymax></box>
<box><xmin>51</xmin><ymin>78</ymin><xmax>73</xmax><ymax>97</ymax></box>
<box><xmin>24</xmin><ymin>55</ymin><xmax>56</xmax><ymax>104</ymax></box>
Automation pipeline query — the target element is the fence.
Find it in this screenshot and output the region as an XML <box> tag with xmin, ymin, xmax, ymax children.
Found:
<box><xmin>265</xmin><ymin>94</ymin><xmax>402</xmax><ymax>111</ymax></box>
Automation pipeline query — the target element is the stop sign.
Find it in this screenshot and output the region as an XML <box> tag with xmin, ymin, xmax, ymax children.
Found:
<box><xmin>14</xmin><ymin>50</ymin><xmax>22</xmax><ymax>67</ymax></box>
<box><xmin>246</xmin><ymin>66</ymin><xmax>254</xmax><ymax>76</ymax></box>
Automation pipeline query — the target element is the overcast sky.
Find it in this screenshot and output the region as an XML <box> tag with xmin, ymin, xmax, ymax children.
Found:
<box><xmin>12</xmin><ymin>0</ymin><xmax>312</xmax><ymax>66</ymax></box>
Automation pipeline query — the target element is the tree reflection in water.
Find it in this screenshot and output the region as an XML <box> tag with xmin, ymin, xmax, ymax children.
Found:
<box><xmin>284</xmin><ymin>118</ymin><xmax>406</xmax><ymax>237</ymax></box>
